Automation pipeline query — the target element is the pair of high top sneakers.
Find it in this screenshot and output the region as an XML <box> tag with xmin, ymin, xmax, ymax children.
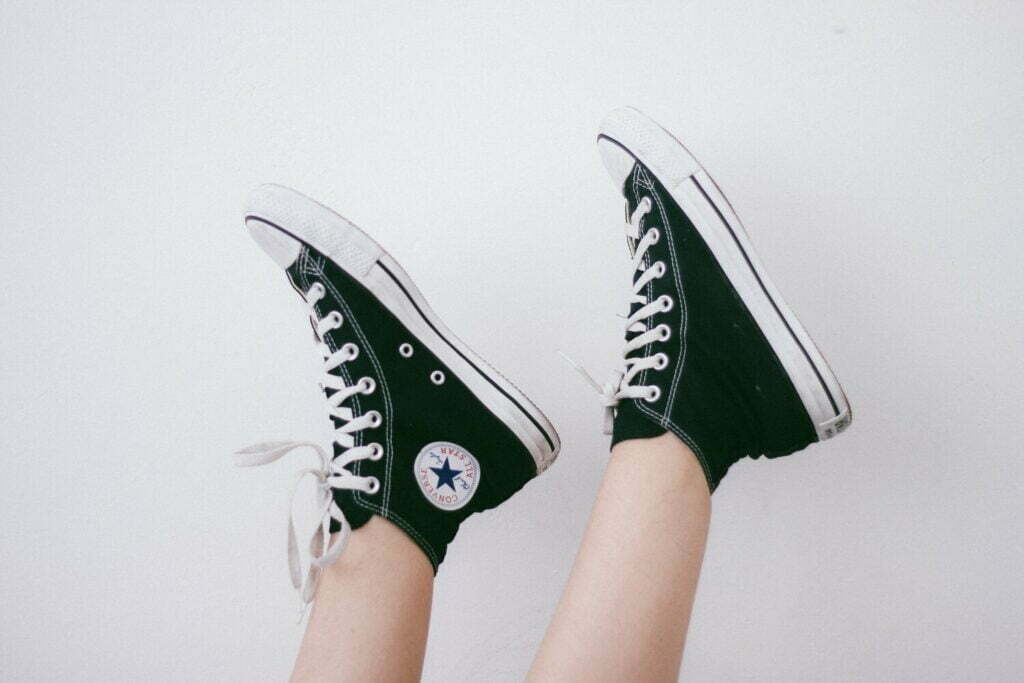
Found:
<box><xmin>234</xmin><ymin>108</ymin><xmax>852</xmax><ymax>603</ymax></box>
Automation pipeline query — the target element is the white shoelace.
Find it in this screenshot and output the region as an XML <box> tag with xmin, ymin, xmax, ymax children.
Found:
<box><xmin>234</xmin><ymin>281</ymin><xmax>383</xmax><ymax>611</ymax></box>
<box><xmin>567</xmin><ymin>196</ymin><xmax>673</xmax><ymax>432</ymax></box>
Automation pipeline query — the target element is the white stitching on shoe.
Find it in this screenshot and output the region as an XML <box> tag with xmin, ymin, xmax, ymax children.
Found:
<box><xmin>307</xmin><ymin>255</ymin><xmax>441</xmax><ymax>567</ymax></box>
<box><xmin>628</xmin><ymin>168</ymin><xmax>712</xmax><ymax>486</ymax></box>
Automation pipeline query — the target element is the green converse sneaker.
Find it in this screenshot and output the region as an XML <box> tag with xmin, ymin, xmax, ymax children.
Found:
<box><xmin>234</xmin><ymin>184</ymin><xmax>559</xmax><ymax>604</ymax></box>
<box><xmin>593</xmin><ymin>108</ymin><xmax>851</xmax><ymax>491</ymax></box>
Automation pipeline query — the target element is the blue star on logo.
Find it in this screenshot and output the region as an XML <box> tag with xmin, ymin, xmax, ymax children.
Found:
<box><xmin>430</xmin><ymin>457</ymin><xmax>462</xmax><ymax>491</ymax></box>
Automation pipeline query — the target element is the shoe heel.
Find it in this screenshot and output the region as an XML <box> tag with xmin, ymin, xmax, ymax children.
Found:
<box><xmin>818</xmin><ymin>404</ymin><xmax>852</xmax><ymax>440</ymax></box>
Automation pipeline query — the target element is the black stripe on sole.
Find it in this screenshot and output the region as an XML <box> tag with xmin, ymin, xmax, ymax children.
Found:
<box><xmin>376</xmin><ymin>261</ymin><xmax>557</xmax><ymax>452</ymax></box>
<box><xmin>593</xmin><ymin>135</ymin><xmax>841</xmax><ymax>419</ymax></box>
<box><xmin>245</xmin><ymin>214</ymin><xmax>558</xmax><ymax>453</ymax></box>
<box><xmin>688</xmin><ymin>177</ymin><xmax>841</xmax><ymax>416</ymax></box>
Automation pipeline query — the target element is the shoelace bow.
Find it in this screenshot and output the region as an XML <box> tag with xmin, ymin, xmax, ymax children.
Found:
<box><xmin>566</xmin><ymin>196</ymin><xmax>672</xmax><ymax>432</ymax></box>
<box><xmin>234</xmin><ymin>282</ymin><xmax>383</xmax><ymax>614</ymax></box>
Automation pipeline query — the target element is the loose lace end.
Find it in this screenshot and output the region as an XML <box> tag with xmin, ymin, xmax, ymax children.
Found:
<box><xmin>558</xmin><ymin>350</ymin><xmax>621</xmax><ymax>435</ymax></box>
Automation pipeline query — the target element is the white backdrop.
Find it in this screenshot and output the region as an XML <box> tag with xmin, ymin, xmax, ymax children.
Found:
<box><xmin>2</xmin><ymin>1</ymin><xmax>1022</xmax><ymax>680</ymax></box>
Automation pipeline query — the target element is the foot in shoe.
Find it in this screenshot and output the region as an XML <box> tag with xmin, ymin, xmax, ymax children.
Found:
<box><xmin>234</xmin><ymin>185</ymin><xmax>560</xmax><ymax>604</ymax></box>
<box><xmin>593</xmin><ymin>108</ymin><xmax>852</xmax><ymax>491</ymax></box>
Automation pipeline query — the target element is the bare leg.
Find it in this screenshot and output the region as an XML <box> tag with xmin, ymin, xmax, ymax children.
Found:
<box><xmin>528</xmin><ymin>433</ymin><xmax>710</xmax><ymax>682</ymax></box>
<box><xmin>291</xmin><ymin>516</ymin><xmax>434</xmax><ymax>683</ymax></box>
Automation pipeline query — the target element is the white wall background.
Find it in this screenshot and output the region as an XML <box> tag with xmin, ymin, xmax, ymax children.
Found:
<box><xmin>2</xmin><ymin>1</ymin><xmax>1022</xmax><ymax>680</ymax></box>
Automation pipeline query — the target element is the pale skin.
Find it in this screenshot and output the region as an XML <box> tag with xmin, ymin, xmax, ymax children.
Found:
<box><xmin>292</xmin><ymin>432</ymin><xmax>711</xmax><ymax>683</ymax></box>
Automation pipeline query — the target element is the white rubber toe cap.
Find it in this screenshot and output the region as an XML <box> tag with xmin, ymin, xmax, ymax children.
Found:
<box><xmin>246</xmin><ymin>215</ymin><xmax>301</xmax><ymax>268</ymax></box>
<box><xmin>597</xmin><ymin>133</ymin><xmax>637</xmax><ymax>190</ymax></box>
<box><xmin>244</xmin><ymin>184</ymin><xmax>303</xmax><ymax>268</ymax></box>
<box><xmin>598</xmin><ymin>107</ymin><xmax>702</xmax><ymax>190</ymax></box>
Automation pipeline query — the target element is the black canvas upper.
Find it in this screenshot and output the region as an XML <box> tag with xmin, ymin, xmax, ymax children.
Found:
<box><xmin>286</xmin><ymin>246</ymin><xmax>537</xmax><ymax>569</ymax></box>
<box><xmin>610</xmin><ymin>162</ymin><xmax>818</xmax><ymax>491</ymax></box>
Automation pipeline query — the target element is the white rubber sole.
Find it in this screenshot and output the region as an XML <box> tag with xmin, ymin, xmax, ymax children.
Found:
<box><xmin>598</xmin><ymin>108</ymin><xmax>852</xmax><ymax>440</ymax></box>
<box><xmin>244</xmin><ymin>184</ymin><xmax>561</xmax><ymax>471</ymax></box>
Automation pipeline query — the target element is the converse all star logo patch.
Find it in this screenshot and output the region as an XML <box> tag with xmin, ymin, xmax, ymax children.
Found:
<box><xmin>414</xmin><ymin>442</ymin><xmax>481</xmax><ymax>511</ymax></box>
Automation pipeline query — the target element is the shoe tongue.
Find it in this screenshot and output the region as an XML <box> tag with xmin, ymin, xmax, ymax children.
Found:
<box><xmin>624</xmin><ymin>211</ymin><xmax>651</xmax><ymax>356</ymax></box>
<box><xmin>625</xmin><ymin>231</ymin><xmax>638</xmax><ymax>258</ymax></box>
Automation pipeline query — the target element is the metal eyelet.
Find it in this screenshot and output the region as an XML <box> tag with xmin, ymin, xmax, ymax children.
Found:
<box><xmin>430</xmin><ymin>370</ymin><xmax>445</xmax><ymax>385</ymax></box>
<box><xmin>648</xmin><ymin>228</ymin><xmax>660</xmax><ymax>244</ymax></box>
<box><xmin>364</xmin><ymin>477</ymin><xmax>380</xmax><ymax>495</ymax></box>
<box><xmin>308</xmin><ymin>282</ymin><xmax>326</xmax><ymax>299</ymax></box>
<box><xmin>659</xmin><ymin>295</ymin><xmax>674</xmax><ymax>312</ymax></box>
<box><xmin>341</xmin><ymin>343</ymin><xmax>359</xmax><ymax>360</ymax></box>
<box><xmin>645</xmin><ymin>386</ymin><xmax>662</xmax><ymax>403</ymax></box>
<box><xmin>368</xmin><ymin>443</ymin><xmax>384</xmax><ymax>461</ymax></box>
<box><xmin>654</xmin><ymin>353</ymin><xmax>669</xmax><ymax>370</ymax></box>
<box><xmin>657</xmin><ymin>324</ymin><xmax>671</xmax><ymax>342</ymax></box>
<box><xmin>327</xmin><ymin>311</ymin><xmax>343</xmax><ymax>327</ymax></box>
<box><xmin>654</xmin><ymin>261</ymin><xmax>667</xmax><ymax>277</ymax></box>
<box><xmin>367</xmin><ymin>410</ymin><xmax>382</xmax><ymax>428</ymax></box>
<box><xmin>399</xmin><ymin>343</ymin><xmax>414</xmax><ymax>358</ymax></box>
<box><xmin>359</xmin><ymin>377</ymin><xmax>376</xmax><ymax>395</ymax></box>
